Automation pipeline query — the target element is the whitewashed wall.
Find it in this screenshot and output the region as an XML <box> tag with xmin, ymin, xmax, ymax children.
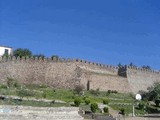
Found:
<box><xmin>0</xmin><ymin>46</ymin><xmax>12</xmax><ymax>56</ymax></box>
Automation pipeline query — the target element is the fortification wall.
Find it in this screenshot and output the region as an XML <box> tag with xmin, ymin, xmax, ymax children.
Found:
<box><xmin>0</xmin><ymin>57</ymin><xmax>124</xmax><ymax>91</ymax></box>
<box><xmin>126</xmin><ymin>66</ymin><xmax>160</xmax><ymax>93</ymax></box>
<box><xmin>1</xmin><ymin>56</ymin><xmax>159</xmax><ymax>93</ymax></box>
<box><xmin>87</xmin><ymin>74</ymin><xmax>130</xmax><ymax>93</ymax></box>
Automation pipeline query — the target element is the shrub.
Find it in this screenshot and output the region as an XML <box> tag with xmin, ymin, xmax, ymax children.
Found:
<box><xmin>51</xmin><ymin>100</ymin><xmax>55</xmax><ymax>104</ymax></box>
<box><xmin>7</xmin><ymin>78</ymin><xmax>18</xmax><ymax>88</ymax></box>
<box><xmin>0</xmin><ymin>84</ymin><xmax>7</xmax><ymax>89</ymax></box>
<box><xmin>90</xmin><ymin>88</ymin><xmax>100</xmax><ymax>96</ymax></box>
<box><xmin>120</xmin><ymin>108</ymin><xmax>125</xmax><ymax>115</ymax></box>
<box><xmin>13</xmin><ymin>81</ymin><xmax>21</xmax><ymax>88</ymax></box>
<box><xmin>138</xmin><ymin>102</ymin><xmax>145</xmax><ymax>110</ymax></box>
<box><xmin>103</xmin><ymin>107</ymin><xmax>109</xmax><ymax>113</ymax></box>
<box><xmin>155</xmin><ymin>99</ymin><xmax>160</xmax><ymax>107</ymax></box>
<box><xmin>107</xmin><ymin>90</ymin><xmax>118</xmax><ymax>94</ymax></box>
<box><xmin>17</xmin><ymin>89</ymin><xmax>35</xmax><ymax>98</ymax></box>
<box><xmin>113</xmin><ymin>90</ymin><xmax>118</xmax><ymax>94</ymax></box>
<box><xmin>103</xmin><ymin>98</ymin><xmax>109</xmax><ymax>104</ymax></box>
<box><xmin>107</xmin><ymin>90</ymin><xmax>111</xmax><ymax>94</ymax></box>
<box><xmin>74</xmin><ymin>85</ymin><xmax>84</xmax><ymax>95</ymax></box>
<box><xmin>90</xmin><ymin>103</ymin><xmax>98</xmax><ymax>113</ymax></box>
<box><xmin>85</xmin><ymin>98</ymin><xmax>91</xmax><ymax>105</ymax></box>
<box><xmin>74</xmin><ymin>98</ymin><xmax>81</xmax><ymax>107</ymax></box>
<box><xmin>43</xmin><ymin>89</ymin><xmax>55</xmax><ymax>98</ymax></box>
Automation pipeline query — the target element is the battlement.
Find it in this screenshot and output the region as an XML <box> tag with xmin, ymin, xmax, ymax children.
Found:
<box><xmin>0</xmin><ymin>56</ymin><xmax>118</xmax><ymax>71</ymax></box>
<box><xmin>1</xmin><ymin>56</ymin><xmax>159</xmax><ymax>76</ymax></box>
<box><xmin>0</xmin><ymin>56</ymin><xmax>160</xmax><ymax>94</ymax></box>
<box><xmin>126</xmin><ymin>65</ymin><xmax>160</xmax><ymax>74</ymax></box>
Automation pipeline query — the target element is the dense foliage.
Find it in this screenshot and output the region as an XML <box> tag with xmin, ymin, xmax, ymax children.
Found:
<box><xmin>103</xmin><ymin>98</ymin><xmax>110</xmax><ymax>104</ymax></box>
<box><xmin>103</xmin><ymin>107</ymin><xmax>109</xmax><ymax>113</ymax></box>
<box><xmin>141</xmin><ymin>82</ymin><xmax>160</xmax><ymax>107</ymax></box>
<box><xmin>85</xmin><ymin>98</ymin><xmax>91</xmax><ymax>105</ymax></box>
<box><xmin>74</xmin><ymin>98</ymin><xmax>81</xmax><ymax>107</ymax></box>
<box><xmin>13</xmin><ymin>48</ymin><xmax>32</xmax><ymax>58</ymax></box>
<box><xmin>90</xmin><ymin>103</ymin><xmax>98</xmax><ymax>113</ymax></box>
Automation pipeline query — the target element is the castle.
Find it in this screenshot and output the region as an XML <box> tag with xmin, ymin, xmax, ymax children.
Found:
<box><xmin>0</xmin><ymin>56</ymin><xmax>160</xmax><ymax>94</ymax></box>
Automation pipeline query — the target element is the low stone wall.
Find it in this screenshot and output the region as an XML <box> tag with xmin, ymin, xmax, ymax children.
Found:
<box><xmin>0</xmin><ymin>105</ymin><xmax>83</xmax><ymax>120</ymax></box>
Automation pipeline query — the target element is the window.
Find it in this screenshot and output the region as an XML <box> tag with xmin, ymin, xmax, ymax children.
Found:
<box><xmin>4</xmin><ymin>49</ymin><xmax>9</xmax><ymax>55</ymax></box>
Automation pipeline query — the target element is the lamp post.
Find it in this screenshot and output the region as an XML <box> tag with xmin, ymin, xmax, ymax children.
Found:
<box><xmin>132</xmin><ymin>94</ymin><xmax>142</xmax><ymax>117</ymax></box>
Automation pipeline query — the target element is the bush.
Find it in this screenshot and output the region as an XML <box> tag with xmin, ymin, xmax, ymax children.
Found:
<box><xmin>90</xmin><ymin>88</ymin><xmax>100</xmax><ymax>96</ymax></box>
<box><xmin>17</xmin><ymin>89</ymin><xmax>35</xmax><ymax>98</ymax></box>
<box><xmin>103</xmin><ymin>107</ymin><xmax>109</xmax><ymax>113</ymax></box>
<box><xmin>74</xmin><ymin>98</ymin><xmax>81</xmax><ymax>107</ymax></box>
<box><xmin>85</xmin><ymin>98</ymin><xmax>91</xmax><ymax>105</ymax></box>
<box><xmin>74</xmin><ymin>85</ymin><xmax>84</xmax><ymax>95</ymax></box>
<box><xmin>107</xmin><ymin>90</ymin><xmax>111</xmax><ymax>94</ymax></box>
<box><xmin>107</xmin><ymin>90</ymin><xmax>118</xmax><ymax>94</ymax></box>
<box><xmin>103</xmin><ymin>98</ymin><xmax>109</xmax><ymax>104</ymax></box>
<box><xmin>43</xmin><ymin>89</ymin><xmax>55</xmax><ymax>98</ymax></box>
<box><xmin>112</xmin><ymin>90</ymin><xmax>118</xmax><ymax>94</ymax></box>
<box><xmin>120</xmin><ymin>108</ymin><xmax>125</xmax><ymax>115</ymax></box>
<box><xmin>7</xmin><ymin>78</ymin><xmax>18</xmax><ymax>88</ymax></box>
<box><xmin>0</xmin><ymin>84</ymin><xmax>7</xmax><ymax>89</ymax></box>
<box><xmin>51</xmin><ymin>100</ymin><xmax>55</xmax><ymax>104</ymax></box>
<box><xmin>155</xmin><ymin>99</ymin><xmax>160</xmax><ymax>107</ymax></box>
<box><xmin>90</xmin><ymin>103</ymin><xmax>98</xmax><ymax>113</ymax></box>
<box><xmin>138</xmin><ymin>102</ymin><xmax>145</xmax><ymax>110</ymax></box>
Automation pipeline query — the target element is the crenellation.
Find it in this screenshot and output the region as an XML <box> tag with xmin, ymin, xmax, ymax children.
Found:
<box><xmin>0</xmin><ymin>56</ymin><xmax>159</xmax><ymax>94</ymax></box>
<box><xmin>81</xmin><ymin>60</ymin><xmax>85</xmax><ymax>63</ymax></box>
<box><xmin>67</xmin><ymin>58</ymin><xmax>71</xmax><ymax>62</ymax></box>
<box><xmin>84</xmin><ymin>60</ymin><xmax>88</xmax><ymax>64</ymax></box>
<box><xmin>52</xmin><ymin>57</ymin><xmax>58</xmax><ymax>62</ymax></box>
<box><xmin>43</xmin><ymin>58</ymin><xmax>47</xmax><ymax>62</ymax></box>
<box><xmin>48</xmin><ymin>57</ymin><xmax>52</xmax><ymax>62</ymax></box>
<box><xmin>127</xmin><ymin>66</ymin><xmax>160</xmax><ymax>75</ymax></box>
<box><xmin>21</xmin><ymin>56</ymin><xmax>26</xmax><ymax>61</ymax></box>
<box><xmin>38</xmin><ymin>57</ymin><xmax>43</xmax><ymax>61</ymax></box>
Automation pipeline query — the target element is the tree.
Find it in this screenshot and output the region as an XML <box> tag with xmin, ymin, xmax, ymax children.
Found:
<box><xmin>13</xmin><ymin>48</ymin><xmax>32</xmax><ymax>58</ymax></box>
<box><xmin>143</xmin><ymin>82</ymin><xmax>160</xmax><ymax>107</ymax></box>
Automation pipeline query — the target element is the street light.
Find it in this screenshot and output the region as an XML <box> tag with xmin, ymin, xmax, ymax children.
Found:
<box><xmin>132</xmin><ymin>94</ymin><xmax>142</xmax><ymax>117</ymax></box>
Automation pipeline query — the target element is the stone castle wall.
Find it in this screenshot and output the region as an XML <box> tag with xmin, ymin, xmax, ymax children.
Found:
<box><xmin>0</xmin><ymin>56</ymin><xmax>160</xmax><ymax>93</ymax></box>
<box><xmin>0</xmin><ymin>57</ymin><xmax>126</xmax><ymax>92</ymax></box>
<box><xmin>126</xmin><ymin>66</ymin><xmax>160</xmax><ymax>93</ymax></box>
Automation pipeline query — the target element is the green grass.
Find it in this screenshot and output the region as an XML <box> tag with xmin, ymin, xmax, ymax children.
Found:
<box><xmin>0</xmin><ymin>83</ymin><xmax>143</xmax><ymax>115</ymax></box>
<box><xmin>0</xmin><ymin>98</ymin><xmax>70</xmax><ymax>107</ymax></box>
<box><xmin>110</xmin><ymin>104</ymin><xmax>145</xmax><ymax>116</ymax></box>
<box><xmin>0</xmin><ymin>84</ymin><xmax>133</xmax><ymax>105</ymax></box>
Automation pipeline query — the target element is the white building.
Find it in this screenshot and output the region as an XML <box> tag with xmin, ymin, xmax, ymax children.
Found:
<box><xmin>0</xmin><ymin>46</ymin><xmax>13</xmax><ymax>56</ymax></box>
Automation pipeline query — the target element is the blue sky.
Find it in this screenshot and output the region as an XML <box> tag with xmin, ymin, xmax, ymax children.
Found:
<box><xmin>0</xmin><ymin>0</ymin><xmax>160</xmax><ymax>70</ymax></box>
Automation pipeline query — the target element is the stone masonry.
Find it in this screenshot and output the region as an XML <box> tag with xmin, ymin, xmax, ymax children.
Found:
<box><xmin>0</xmin><ymin>56</ymin><xmax>160</xmax><ymax>94</ymax></box>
